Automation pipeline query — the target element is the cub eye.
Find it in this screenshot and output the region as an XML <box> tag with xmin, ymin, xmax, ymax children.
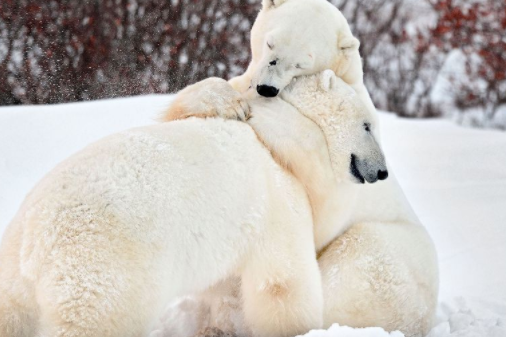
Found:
<box><xmin>269</xmin><ymin>60</ymin><xmax>277</xmax><ymax>66</ymax></box>
<box><xmin>295</xmin><ymin>63</ymin><xmax>301</xmax><ymax>69</ymax></box>
<box><xmin>364</xmin><ymin>123</ymin><xmax>371</xmax><ymax>132</ymax></box>
<box><xmin>267</xmin><ymin>41</ymin><xmax>274</xmax><ymax>50</ymax></box>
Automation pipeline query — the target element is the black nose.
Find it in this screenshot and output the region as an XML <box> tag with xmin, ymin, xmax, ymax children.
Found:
<box><xmin>377</xmin><ymin>169</ymin><xmax>389</xmax><ymax>181</ymax></box>
<box><xmin>257</xmin><ymin>85</ymin><xmax>279</xmax><ymax>97</ymax></box>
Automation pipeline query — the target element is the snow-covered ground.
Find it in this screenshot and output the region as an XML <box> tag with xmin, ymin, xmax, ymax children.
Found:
<box><xmin>0</xmin><ymin>95</ymin><xmax>505</xmax><ymax>336</ymax></box>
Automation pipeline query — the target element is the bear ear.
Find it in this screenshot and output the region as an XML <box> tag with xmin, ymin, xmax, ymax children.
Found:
<box><xmin>339</xmin><ymin>35</ymin><xmax>360</xmax><ymax>57</ymax></box>
<box><xmin>320</xmin><ymin>70</ymin><xmax>338</xmax><ymax>92</ymax></box>
<box><xmin>262</xmin><ymin>0</ymin><xmax>288</xmax><ymax>10</ymax></box>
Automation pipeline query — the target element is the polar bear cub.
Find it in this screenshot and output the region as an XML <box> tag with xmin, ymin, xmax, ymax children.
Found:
<box><xmin>163</xmin><ymin>0</ymin><xmax>375</xmax><ymax>123</ymax></box>
<box><xmin>0</xmin><ymin>70</ymin><xmax>385</xmax><ymax>337</ymax></box>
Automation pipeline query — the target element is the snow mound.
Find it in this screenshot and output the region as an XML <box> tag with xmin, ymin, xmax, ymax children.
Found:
<box><xmin>149</xmin><ymin>296</ymin><xmax>506</xmax><ymax>337</ymax></box>
<box><xmin>297</xmin><ymin>324</ymin><xmax>404</xmax><ymax>337</ymax></box>
<box><xmin>299</xmin><ymin>307</ymin><xmax>506</xmax><ymax>337</ymax></box>
<box><xmin>427</xmin><ymin>298</ymin><xmax>506</xmax><ymax>337</ymax></box>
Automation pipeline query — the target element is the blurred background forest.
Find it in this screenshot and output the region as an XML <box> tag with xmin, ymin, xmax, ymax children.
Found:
<box><xmin>0</xmin><ymin>0</ymin><xmax>505</xmax><ymax>129</ymax></box>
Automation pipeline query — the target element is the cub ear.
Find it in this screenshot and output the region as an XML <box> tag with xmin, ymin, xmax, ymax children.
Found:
<box><xmin>320</xmin><ymin>70</ymin><xmax>338</xmax><ymax>92</ymax></box>
<box><xmin>262</xmin><ymin>0</ymin><xmax>288</xmax><ymax>10</ymax></box>
<box><xmin>339</xmin><ymin>34</ymin><xmax>360</xmax><ymax>57</ymax></box>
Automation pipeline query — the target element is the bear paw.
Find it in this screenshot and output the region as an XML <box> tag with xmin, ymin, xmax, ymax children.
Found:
<box><xmin>163</xmin><ymin>77</ymin><xmax>250</xmax><ymax>122</ymax></box>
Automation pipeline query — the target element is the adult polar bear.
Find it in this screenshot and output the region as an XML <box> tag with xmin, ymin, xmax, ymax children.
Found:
<box><xmin>164</xmin><ymin>79</ymin><xmax>438</xmax><ymax>337</ymax></box>
<box><xmin>0</xmin><ymin>71</ymin><xmax>384</xmax><ymax>337</ymax></box>
<box><xmin>162</xmin><ymin>0</ymin><xmax>439</xmax><ymax>336</ymax></box>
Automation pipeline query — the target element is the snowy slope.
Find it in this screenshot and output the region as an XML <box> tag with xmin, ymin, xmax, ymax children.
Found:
<box><xmin>0</xmin><ymin>96</ymin><xmax>505</xmax><ymax>336</ymax></box>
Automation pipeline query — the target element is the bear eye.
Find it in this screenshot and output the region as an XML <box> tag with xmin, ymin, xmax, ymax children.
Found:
<box><xmin>269</xmin><ymin>59</ymin><xmax>277</xmax><ymax>66</ymax></box>
<box><xmin>295</xmin><ymin>63</ymin><xmax>301</xmax><ymax>69</ymax></box>
<box><xmin>364</xmin><ymin>123</ymin><xmax>371</xmax><ymax>132</ymax></box>
<box><xmin>267</xmin><ymin>41</ymin><xmax>274</xmax><ymax>50</ymax></box>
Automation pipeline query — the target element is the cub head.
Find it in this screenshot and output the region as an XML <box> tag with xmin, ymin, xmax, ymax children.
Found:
<box><xmin>251</xmin><ymin>0</ymin><xmax>360</xmax><ymax>98</ymax></box>
<box><xmin>282</xmin><ymin>70</ymin><xmax>387</xmax><ymax>184</ymax></box>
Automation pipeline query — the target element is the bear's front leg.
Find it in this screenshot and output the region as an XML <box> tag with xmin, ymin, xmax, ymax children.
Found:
<box><xmin>162</xmin><ymin>77</ymin><xmax>250</xmax><ymax>122</ymax></box>
<box><xmin>240</xmin><ymin>192</ymin><xmax>323</xmax><ymax>337</ymax></box>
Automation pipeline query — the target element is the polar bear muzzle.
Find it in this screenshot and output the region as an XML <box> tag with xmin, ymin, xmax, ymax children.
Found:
<box><xmin>257</xmin><ymin>85</ymin><xmax>280</xmax><ymax>97</ymax></box>
<box><xmin>350</xmin><ymin>153</ymin><xmax>388</xmax><ymax>184</ymax></box>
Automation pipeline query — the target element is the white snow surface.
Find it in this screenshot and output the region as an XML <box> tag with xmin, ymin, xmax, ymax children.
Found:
<box><xmin>0</xmin><ymin>95</ymin><xmax>505</xmax><ymax>337</ymax></box>
<box><xmin>294</xmin><ymin>324</ymin><xmax>404</xmax><ymax>337</ymax></box>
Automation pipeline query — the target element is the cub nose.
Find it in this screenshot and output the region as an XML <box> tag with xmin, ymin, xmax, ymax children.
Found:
<box><xmin>377</xmin><ymin>169</ymin><xmax>389</xmax><ymax>181</ymax></box>
<box><xmin>257</xmin><ymin>85</ymin><xmax>279</xmax><ymax>97</ymax></box>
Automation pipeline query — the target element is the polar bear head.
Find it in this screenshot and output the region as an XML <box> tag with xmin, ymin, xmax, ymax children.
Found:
<box><xmin>283</xmin><ymin>70</ymin><xmax>387</xmax><ymax>184</ymax></box>
<box><xmin>250</xmin><ymin>0</ymin><xmax>360</xmax><ymax>98</ymax></box>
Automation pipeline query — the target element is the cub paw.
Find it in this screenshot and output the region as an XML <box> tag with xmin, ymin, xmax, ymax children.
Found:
<box><xmin>162</xmin><ymin>78</ymin><xmax>250</xmax><ymax>122</ymax></box>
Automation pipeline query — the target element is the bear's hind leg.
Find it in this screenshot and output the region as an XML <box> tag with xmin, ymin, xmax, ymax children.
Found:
<box><xmin>319</xmin><ymin>222</ymin><xmax>438</xmax><ymax>337</ymax></box>
<box><xmin>0</xmin><ymin>221</ymin><xmax>38</xmax><ymax>337</ymax></box>
<box><xmin>0</xmin><ymin>296</ymin><xmax>37</xmax><ymax>337</ymax></box>
<box><xmin>33</xmin><ymin>222</ymin><xmax>166</xmax><ymax>337</ymax></box>
<box><xmin>36</xmin><ymin>258</ymin><xmax>161</xmax><ymax>337</ymax></box>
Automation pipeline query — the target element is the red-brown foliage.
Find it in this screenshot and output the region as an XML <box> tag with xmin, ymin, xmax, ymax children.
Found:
<box><xmin>1</xmin><ymin>0</ymin><xmax>505</xmax><ymax>128</ymax></box>
<box><xmin>332</xmin><ymin>0</ymin><xmax>445</xmax><ymax>118</ymax></box>
<box><xmin>0</xmin><ymin>0</ymin><xmax>259</xmax><ymax>105</ymax></box>
<box><xmin>428</xmin><ymin>0</ymin><xmax>506</xmax><ymax>119</ymax></box>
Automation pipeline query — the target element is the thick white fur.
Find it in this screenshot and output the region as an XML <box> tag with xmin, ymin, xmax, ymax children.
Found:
<box><xmin>165</xmin><ymin>73</ymin><xmax>439</xmax><ymax>337</ymax></box>
<box><xmin>161</xmin><ymin>0</ymin><xmax>374</xmax><ymax>123</ymax></box>
<box><xmin>0</xmin><ymin>118</ymin><xmax>323</xmax><ymax>337</ymax></box>
<box><xmin>0</xmin><ymin>72</ymin><xmax>386</xmax><ymax>337</ymax></box>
